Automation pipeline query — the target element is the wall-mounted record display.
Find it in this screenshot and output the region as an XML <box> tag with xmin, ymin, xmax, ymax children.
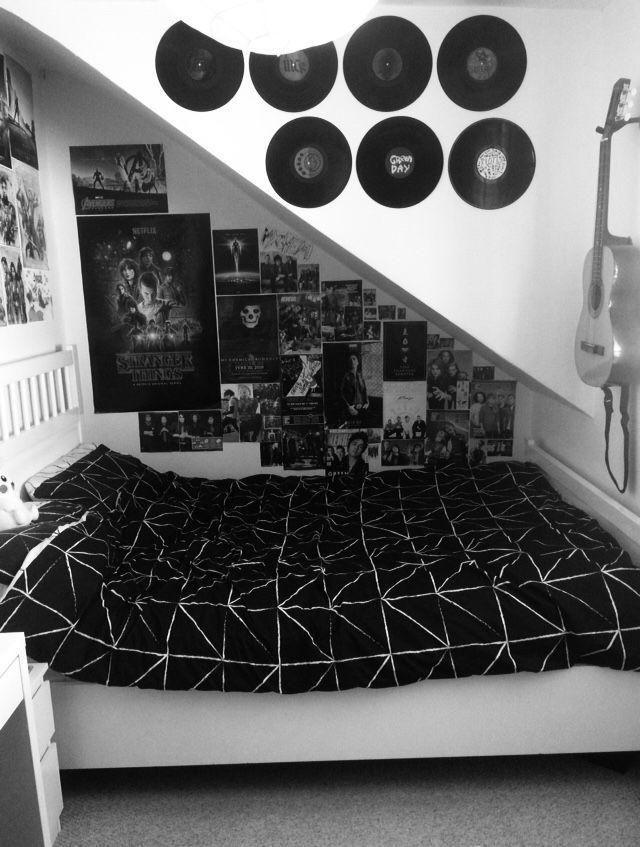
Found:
<box><xmin>266</xmin><ymin>117</ymin><xmax>352</xmax><ymax>208</ymax></box>
<box><xmin>155</xmin><ymin>21</ymin><xmax>244</xmax><ymax>111</ymax></box>
<box><xmin>448</xmin><ymin>118</ymin><xmax>535</xmax><ymax>209</ymax></box>
<box><xmin>437</xmin><ymin>16</ymin><xmax>526</xmax><ymax>111</ymax></box>
<box><xmin>343</xmin><ymin>16</ymin><xmax>432</xmax><ymax>112</ymax></box>
<box><xmin>249</xmin><ymin>44</ymin><xmax>338</xmax><ymax>112</ymax></box>
<box><xmin>356</xmin><ymin>117</ymin><xmax>443</xmax><ymax>208</ymax></box>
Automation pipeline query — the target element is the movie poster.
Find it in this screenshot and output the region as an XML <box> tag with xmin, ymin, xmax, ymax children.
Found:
<box><xmin>0</xmin><ymin>56</ymin><xmax>10</xmax><ymax>169</ymax></box>
<box><xmin>23</xmin><ymin>268</ymin><xmax>52</xmax><ymax>322</ymax></box>
<box><xmin>383</xmin><ymin>320</ymin><xmax>427</xmax><ymax>381</ymax></box>
<box><xmin>212</xmin><ymin>227</ymin><xmax>260</xmax><ymax>295</ymax></box>
<box><xmin>321</xmin><ymin>280</ymin><xmax>363</xmax><ymax>342</ymax></box>
<box><xmin>70</xmin><ymin>144</ymin><xmax>168</xmax><ymax>215</ymax></box>
<box><xmin>281</xmin><ymin>354</ymin><xmax>323</xmax><ymax>423</ymax></box>
<box><xmin>278</xmin><ymin>292</ymin><xmax>321</xmax><ymax>355</ymax></box>
<box><xmin>217</xmin><ymin>293</ymin><xmax>280</xmax><ymax>383</ymax></box>
<box><xmin>4</xmin><ymin>56</ymin><xmax>37</xmax><ymax>169</ymax></box>
<box><xmin>323</xmin><ymin>341</ymin><xmax>383</xmax><ymax>429</ymax></box>
<box><xmin>13</xmin><ymin>161</ymin><xmax>48</xmax><ymax>270</ymax></box>
<box><xmin>0</xmin><ymin>243</ymin><xmax>26</xmax><ymax>324</ymax></box>
<box><xmin>77</xmin><ymin>213</ymin><xmax>220</xmax><ymax>413</ymax></box>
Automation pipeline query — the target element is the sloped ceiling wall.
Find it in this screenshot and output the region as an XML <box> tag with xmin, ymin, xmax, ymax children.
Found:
<box><xmin>0</xmin><ymin>0</ymin><xmax>630</xmax><ymax>413</ymax></box>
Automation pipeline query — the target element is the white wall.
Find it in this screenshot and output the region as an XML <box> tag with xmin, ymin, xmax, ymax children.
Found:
<box><xmin>0</xmin><ymin>0</ymin><xmax>616</xmax><ymax>412</ymax></box>
<box><xmin>529</xmin><ymin>0</ymin><xmax>640</xmax><ymax>516</ymax></box>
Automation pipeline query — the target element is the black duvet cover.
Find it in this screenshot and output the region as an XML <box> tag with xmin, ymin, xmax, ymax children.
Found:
<box><xmin>1</xmin><ymin>444</ymin><xmax>639</xmax><ymax>693</ymax></box>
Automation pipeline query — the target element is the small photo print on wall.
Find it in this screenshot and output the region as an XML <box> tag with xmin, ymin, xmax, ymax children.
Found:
<box><xmin>139</xmin><ymin>410</ymin><xmax>223</xmax><ymax>452</ymax></box>
<box><xmin>0</xmin><ymin>243</ymin><xmax>26</xmax><ymax>324</ymax></box>
<box><xmin>217</xmin><ymin>293</ymin><xmax>280</xmax><ymax>383</ymax></box>
<box><xmin>469</xmin><ymin>380</ymin><xmax>516</xmax><ymax>440</ymax></box>
<box><xmin>278</xmin><ymin>293</ymin><xmax>322</xmax><ymax>355</ymax></box>
<box><xmin>282</xmin><ymin>423</ymin><xmax>324</xmax><ymax>471</ymax></box>
<box><xmin>212</xmin><ymin>228</ymin><xmax>260</xmax><ymax>295</ymax></box>
<box><xmin>382</xmin><ymin>381</ymin><xmax>427</xmax><ymax>440</ymax></box>
<box><xmin>325</xmin><ymin>429</ymin><xmax>370</xmax><ymax>480</ymax></box>
<box><xmin>321</xmin><ymin>280</ymin><xmax>363</xmax><ymax>341</ymax></box>
<box><xmin>70</xmin><ymin>145</ymin><xmax>168</xmax><ymax>215</ymax></box>
<box><xmin>0</xmin><ymin>165</ymin><xmax>19</xmax><ymax>249</ymax></box>
<box><xmin>260</xmin><ymin>439</ymin><xmax>283</xmax><ymax>467</ymax></box>
<box><xmin>323</xmin><ymin>341</ymin><xmax>383</xmax><ymax>430</ymax></box>
<box><xmin>426</xmin><ymin>411</ymin><xmax>469</xmax><ymax>464</ymax></box>
<box><xmin>427</xmin><ymin>348</ymin><xmax>471</xmax><ymax>411</ymax></box>
<box><xmin>381</xmin><ymin>439</ymin><xmax>426</xmax><ymax>467</ymax></box>
<box><xmin>260</xmin><ymin>250</ymin><xmax>297</xmax><ymax>293</ymax></box>
<box><xmin>468</xmin><ymin>437</ymin><xmax>514</xmax><ymax>466</ymax></box>
<box><xmin>5</xmin><ymin>55</ymin><xmax>38</xmax><ymax>169</ymax></box>
<box><xmin>297</xmin><ymin>263</ymin><xmax>319</xmax><ymax>292</ymax></box>
<box><xmin>13</xmin><ymin>161</ymin><xmax>48</xmax><ymax>270</ymax></box>
<box><xmin>23</xmin><ymin>268</ymin><xmax>52</xmax><ymax>321</ymax></box>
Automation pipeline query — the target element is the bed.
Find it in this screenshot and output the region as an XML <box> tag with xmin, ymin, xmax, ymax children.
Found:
<box><xmin>1</xmin><ymin>348</ymin><xmax>640</xmax><ymax>769</ymax></box>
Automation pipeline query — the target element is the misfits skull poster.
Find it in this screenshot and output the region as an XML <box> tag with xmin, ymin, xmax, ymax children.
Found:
<box><xmin>70</xmin><ymin>144</ymin><xmax>168</xmax><ymax>215</ymax></box>
<box><xmin>217</xmin><ymin>293</ymin><xmax>280</xmax><ymax>383</ymax></box>
<box><xmin>77</xmin><ymin>213</ymin><xmax>220</xmax><ymax>413</ymax></box>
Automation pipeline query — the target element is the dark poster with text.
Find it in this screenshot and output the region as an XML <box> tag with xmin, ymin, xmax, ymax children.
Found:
<box><xmin>77</xmin><ymin>213</ymin><xmax>220</xmax><ymax>413</ymax></box>
<box><xmin>383</xmin><ymin>321</ymin><xmax>427</xmax><ymax>381</ymax></box>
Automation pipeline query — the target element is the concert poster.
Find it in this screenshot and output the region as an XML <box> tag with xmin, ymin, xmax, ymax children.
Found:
<box><xmin>260</xmin><ymin>250</ymin><xmax>298</xmax><ymax>293</ymax></box>
<box><xmin>4</xmin><ymin>56</ymin><xmax>37</xmax><ymax>169</ymax></box>
<box><xmin>212</xmin><ymin>227</ymin><xmax>260</xmax><ymax>295</ymax></box>
<box><xmin>23</xmin><ymin>268</ymin><xmax>52</xmax><ymax>322</ymax></box>
<box><xmin>280</xmin><ymin>354</ymin><xmax>323</xmax><ymax>423</ymax></box>
<box><xmin>77</xmin><ymin>213</ymin><xmax>220</xmax><ymax>413</ymax></box>
<box><xmin>278</xmin><ymin>292</ymin><xmax>322</xmax><ymax>355</ymax></box>
<box><xmin>323</xmin><ymin>341</ymin><xmax>383</xmax><ymax>429</ymax></box>
<box><xmin>0</xmin><ymin>165</ymin><xmax>18</xmax><ymax>249</ymax></box>
<box><xmin>139</xmin><ymin>409</ymin><xmax>223</xmax><ymax>452</ymax></box>
<box><xmin>321</xmin><ymin>280</ymin><xmax>363</xmax><ymax>342</ymax></box>
<box><xmin>0</xmin><ymin>56</ymin><xmax>10</xmax><ymax>168</ymax></box>
<box><xmin>383</xmin><ymin>320</ymin><xmax>427</xmax><ymax>381</ymax></box>
<box><xmin>217</xmin><ymin>293</ymin><xmax>280</xmax><ymax>383</ymax></box>
<box><xmin>70</xmin><ymin>144</ymin><xmax>168</xmax><ymax>215</ymax></box>
<box><xmin>14</xmin><ymin>161</ymin><xmax>48</xmax><ymax>270</ymax></box>
<box><xmin>0</xmin><ymin>243</ymin><xmax>26</xmax><ymax>324</ymax></box>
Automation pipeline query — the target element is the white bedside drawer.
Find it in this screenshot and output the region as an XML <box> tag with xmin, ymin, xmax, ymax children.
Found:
<box><xmin>32</xmin><ymin>680</ymin><xmax>55</xmax><ymax>761</ymax></box>
<box><xmin>41</xmin><ymin>742</ymin><xmax>63</xmax><ymax>842</ymax></box>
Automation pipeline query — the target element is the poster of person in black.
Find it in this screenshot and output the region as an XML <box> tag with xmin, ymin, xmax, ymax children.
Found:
<box><xmin>77</xmin><ymin>213</ymin><xmax>220</xmax><ymax>413</ymax></box>
<box><xmin>217</xmin><ymin>293</ymin><xmax>280</xmax><ymax>383</ymax></box>
<box><xmin>212</xmin><ymin>228</ymin><xmax>261</xmax><ymax>295</ymax></box>
<box><xmin>70</xmin><ymin>145</ymin><xmax>168</xmax><ymax>215</ymax></box>
<box><xmin>323</xmin><ymin>341</ymin><xmax>383</xmax><ymax>429</ymax></box>
<box><xmin>4</xmin><ymin>56</ymin><xmax>38</xmax><ymax>169</ymax></box>
<box><xmin>383</xmin><ymin>321</ymin><xmax>427</xmax><ymax>381</ymax></box>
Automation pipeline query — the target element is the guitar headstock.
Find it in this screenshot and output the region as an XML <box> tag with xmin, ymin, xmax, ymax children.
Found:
<box><xmin>598</xmin><ymin>77</ymin><xmax>635</xmax><ymax>138</ymax></box>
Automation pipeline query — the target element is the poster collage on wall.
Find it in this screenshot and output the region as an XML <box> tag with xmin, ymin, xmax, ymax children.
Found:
<box><xmin>71</xmin><ymin>147</ymin><xmax>518</xmax><ymax>475</ymax></box>
<box><xmin>0</xmin><ymin>54</ymin><xmax>52</xmax><ymax>327</ymax></box>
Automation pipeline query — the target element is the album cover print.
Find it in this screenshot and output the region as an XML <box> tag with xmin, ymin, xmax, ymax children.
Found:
<box><xmin>213</xmin><ymin>228</ymin><xmax>260</xmax><ymax>295</ymax></box>
<box><xmin>77</xmin><ymin>213</ymin><xmax>220</xmax><ymax>413</ymax></box>
<box><xmin>70</xmin><ymin>144</ymin><xmax>168</xmax><ymax>215</ymax></box>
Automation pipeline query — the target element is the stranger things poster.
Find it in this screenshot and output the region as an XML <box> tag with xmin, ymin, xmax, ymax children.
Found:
<box><xmin>77</xmin><ymin>213</ymin><xmax>220</xmax><ymax>413</ymax></box>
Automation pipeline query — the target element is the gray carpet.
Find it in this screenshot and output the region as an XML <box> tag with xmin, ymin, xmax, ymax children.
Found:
<box><xmin>54</xmin><ymin>754</ymin><xmax>640</xmax><ymax>847</ymax></box>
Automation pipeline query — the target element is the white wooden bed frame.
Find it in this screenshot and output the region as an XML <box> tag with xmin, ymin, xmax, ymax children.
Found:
<box><xmin>1</xmin><ymin>348</ymin><xmax>639</xmax><ymax>769</ymax></box>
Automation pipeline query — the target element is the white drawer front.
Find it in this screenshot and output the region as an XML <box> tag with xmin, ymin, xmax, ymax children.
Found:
<box><xmin>41</xmin><ymin>742</ymin><xmax>63</xmax><ymax>843</ymax></box>
<box><xmin>0</xmin><ymin>656</ymin><xmax>22</xmax><ymax>729</ymax></box>
<box><xmin>32</xmin><ymin>680</ymin><xmax>55</xmax><ymax>761</ymax></box>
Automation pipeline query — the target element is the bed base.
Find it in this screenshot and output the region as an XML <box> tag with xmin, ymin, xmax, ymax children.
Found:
<box><xmin>2</xmin><ymin>349</ymin><xmax>640</xmax><ymax>769</ymax></box>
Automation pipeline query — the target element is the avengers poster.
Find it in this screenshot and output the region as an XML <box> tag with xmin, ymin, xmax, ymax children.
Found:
<box><xmin>70</xmin><ymin>144</ymin><xmax>168</xmax><ymax>215</ymax></box>
<box><xmin>77</xmin><ymin>213</ymin><xmax>220</xmax><ymax>413</ymax></box>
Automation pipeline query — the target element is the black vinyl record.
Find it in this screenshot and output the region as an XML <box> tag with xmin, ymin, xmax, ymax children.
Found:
<box><xmin>356</xmin><ymin>117</ymin><xmax>443</xmax><ymax>208</ymax></box>
<box><xmin>249</xmin><ymin>44</ymin><xmax>338</xmax><ymax>111</ymax></box>
<box><xmin>437</xmin><ymin>16</ymin><xmax>526</xmax><ymax>111</ymax></box>
<box><xmin>343</xmin><ymin>16</ymin><xmax>432</xmax><ymax>111</ymax></box>
<box><xmin>266</xmin><ymin>117</ymin><xmax>351</xmax><ymax>208</ymax></box>
<box><xmin>155</xmin><ymin>21</ymin><xmax>244</xmax><ymax>111</ymax></box>
<box><xmin>448</xmin><ymin>118</ymin><xmax>535</xmax><ymax>209</ymax></box>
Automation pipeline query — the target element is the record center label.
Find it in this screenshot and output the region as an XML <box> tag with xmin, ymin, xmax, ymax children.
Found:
<box><xmin>386</xmin><ymin>147</ymin><xmax>415</xmax><ymax>179</ymax></box>
<box><xmin>278</xmin><ymin>52</ymin><xmax>310</xmax><ymax>82</ymax></box>
<box><xmin>466</xmin><ymin>47</ymin><xmax>498</xmax><ymax>82</ymax></box>
<box><xmin>476</xmin><ymin>146</ymin><xmax>507</xmax><ymax>181</ymax></box>
<box><xmin>294</xmin><ymin>145</ymin><xmax>325</xmax><ymax>180</ymax></box>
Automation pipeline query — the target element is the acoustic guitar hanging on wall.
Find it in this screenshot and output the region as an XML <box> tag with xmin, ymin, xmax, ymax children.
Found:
<box><xmin>574</xmin><ymin>78</ymin><xmax>640</xmax><ymax>492</ymax></box>
<box><xmin>575</xmin><ymin>77</ymin><xmax>640</xmax><ymax>388</ymax></box>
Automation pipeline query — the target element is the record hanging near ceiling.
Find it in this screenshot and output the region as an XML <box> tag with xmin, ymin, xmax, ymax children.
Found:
<box><xmin>249</xmin><ymin>43</ymin><xmax>338</xmax><ymax>111</ymax></box>
<box><xmin>448</xmin><ymin>118</ymin><xmax>535</xmax><ymax>210</ymax></box>
<box><xmin>266</xmin><ymin>117</ymin><xmax>352</xmax><ymax>207</ymax></box>
<box><xmin>437</xmin><ymin>15</ymin><xmax>527</xmax><ymax>111</ymax></box>
<box><xmin>155</xmin><ymin>21</ymin><xmax>244</xmax><ymax>111</ymax></box>
<box><xmin>356</xmin><ymin>117</ymin><xmax>443</xmax><ymax>208</ymax></box>
<box><xmin>343</xmin><ymin>16</ymin><xmax>432</xmax><ymax>111</ymax></box>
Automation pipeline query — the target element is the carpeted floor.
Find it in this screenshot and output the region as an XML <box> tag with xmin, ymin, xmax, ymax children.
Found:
<box><xmin>53</xmin><ymin>754</ymin><xmax>640</xmax><ymax>847</ymax></box>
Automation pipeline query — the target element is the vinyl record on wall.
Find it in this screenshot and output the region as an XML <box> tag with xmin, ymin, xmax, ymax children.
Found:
<box><xmin>266</xmin><ymin>117</ymin><xmax>352</xmax><ymax>208</ymax></box>
<box><xmin>249</xmin><ymin>44</ymin><xmax>338</xmax><ymax>111</ymax></box>
<box><xmin>343</xmin><ymin>16</ymin><xmax>432</xmax><ymax>111</ymax></box>
<box><xmin>356</xmin><ymin>117</ymin><xmax>443</xmax><ymax>208</ymax></box>
<box><xmin>155</xmin><ymin>21</ymin><xmax>244</xmax><ymax>111</ymax></box>
<box><xmin>437</xmin><ymin>15</ymin><xmax>527</xmax><ymax>111</ymax></box>
<box><xmin>448</xmin><ymin>118</ymin><xmax>535</xmax><ymax>209</ymax></box>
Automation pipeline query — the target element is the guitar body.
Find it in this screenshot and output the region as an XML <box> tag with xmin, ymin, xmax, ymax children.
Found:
<box><xmin>575</xmin><ymin>242</ymin><xmax>640</xmax><ymax>386</ymax></box>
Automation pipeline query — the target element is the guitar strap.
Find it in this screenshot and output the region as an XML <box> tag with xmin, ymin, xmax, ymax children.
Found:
<box><xmin>602</xmin><ymin>383</ymin><xmax>630</xmax><ymax>493</ymax></box>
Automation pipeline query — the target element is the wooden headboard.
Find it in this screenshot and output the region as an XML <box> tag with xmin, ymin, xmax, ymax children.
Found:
<box><xmin>0</xmin><ymin>346</ymin><xmax>83</xmax><ymax>491</ymax></box>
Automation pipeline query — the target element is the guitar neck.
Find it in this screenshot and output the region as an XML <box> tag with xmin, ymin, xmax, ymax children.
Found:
<box><xmin>592</xmin><ymin>134</ymin><xmax>611</xmax><ymax>274</ymax></box>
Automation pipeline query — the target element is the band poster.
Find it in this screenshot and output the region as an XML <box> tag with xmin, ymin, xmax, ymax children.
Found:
<box><xmin>139</xmin><ymin>409</ymin><xmax>223</xmax><ymax>452</ymax></box>
<box><xmin>212</xmin><ymin>228</ymin><xmax>260</xmax><ymax>295</ymax></box>
<box><xmin>323</xmin><ymin>341</ymin><xmax>383</xmax><ymax>429</ymax></box>
<box><xmin>383</xmin><ymin>321</ymin><xmax>427</xmax><ymax>381</ymax></box>
<box><xmin>281</xmin><ymin>354</ymin><xmax>323</xmax><ymax>423</ymax></box>
<box><xmin>321</xmin><ymin>280</ymin><xmax>363</xmax><ymax>341</ymax></box>
<box><xmin>77</xmin><ymin>213</ymin><xmax>220</xmax><ymax>413</ymax></box>
<box><xmin>217</xmin><ymin>293</ymin><xmax>280</xmax><ymax>383</ymax></box>
<box><xmin>70</xmin><ymin>144</ymin><xmax>168</xmax><ymax>215</ymax></box>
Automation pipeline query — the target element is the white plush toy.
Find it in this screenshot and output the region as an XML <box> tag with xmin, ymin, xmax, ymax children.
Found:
<box><xmin>0</xmin><ymin>473</ymin><xmax>39</xmax><ymax>531</ymax></box>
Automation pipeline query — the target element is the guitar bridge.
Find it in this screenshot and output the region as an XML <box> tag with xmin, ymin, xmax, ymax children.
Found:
<box><xmin>580</xmin><ymin>341</ymin><xmax>605</xmax><ymax>356</ymax></box>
